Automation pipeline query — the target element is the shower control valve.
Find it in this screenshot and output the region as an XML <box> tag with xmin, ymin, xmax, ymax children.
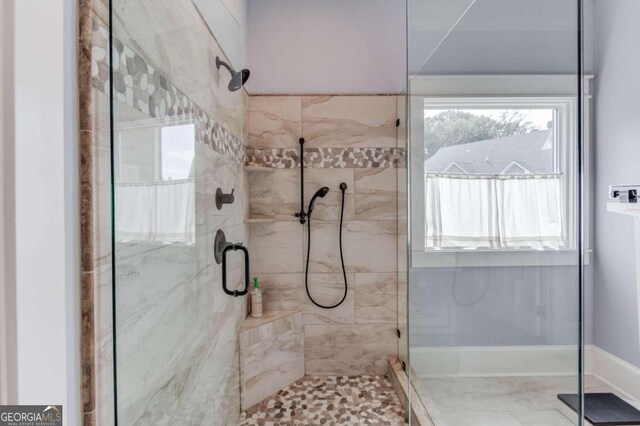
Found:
<box><xmin>295</xmin><ymin>210</ymin><xmax>307</xmax><ymax>224</ymax></box>
<box><xmin>216</xmin><ymin>188</ymin><xmax>235</xmax><ymax>210</ymax></box>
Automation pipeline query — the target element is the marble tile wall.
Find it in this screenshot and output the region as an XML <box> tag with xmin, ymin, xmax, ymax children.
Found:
<box><xmin>79</xmin><ymin>0</ymin><xmax>249</xmax><ymax>424</ymax></box>
<box><xmin>247</xmin><ymin>95</ymin><xmax>401</xmax><ymax>376</ymax></box>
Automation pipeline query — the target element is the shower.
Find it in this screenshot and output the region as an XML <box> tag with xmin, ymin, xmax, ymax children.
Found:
<box><xmin>295</xmin><ymin>138</ymin><xmax>349</xmax><ymax>309</ymax></box>
<box><xmin>304</xmin><ymin>183</ymin><xmax>348</xmax><ymax>309</ymax></box>
<box><xmin>215</xmin><ymin>56</ymin><xmax>250</xmax><ymax>91</ymax></box>
<box><xmin>308</xmin><ymin>187</ymin><xmax>330</xmax><ymax>215</ymax></box>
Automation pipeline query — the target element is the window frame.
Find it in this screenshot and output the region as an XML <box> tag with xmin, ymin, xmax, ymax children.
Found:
<box><xmin>408</xmin><ymin>75</ymin><xmax>591</xmax><ymax>267</ymax></box>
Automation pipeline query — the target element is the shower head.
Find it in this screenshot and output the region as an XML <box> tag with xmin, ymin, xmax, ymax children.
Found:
<box><xmin>308</xmin><ymin>187</ymin><xmax>330</xmax><ymax>216</ymax></box>
<box><xmin>229</xmin><ymin>69</ymin><xmax>250</xmax><ymax>91</ymax></box>
<box><xmin>216</xmin><ymin>56</ymin><xmax>250</xmax><ymax>92</ymax></box>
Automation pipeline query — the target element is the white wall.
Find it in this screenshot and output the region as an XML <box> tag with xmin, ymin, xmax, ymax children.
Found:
<box><xmin>593</xmin><ymin>0</ymin><xmax>640</xmax><ymax>369</ymax></box>
<box><xmin>246</xmin><ymin>0</ymin><xmax>589</xmax><ymax>95</ymax></box>
<box><xmin>0</xmin><ymin>0</ymin><xmax>17</xmax><ymax>405</ymax></box>
<box><xmin>246</xmin><ymin>0</ymin><xmax>406</xmax><ymax>94</ymax></box>
<box><xmin>409</xmin><ymin>0</ymin><xmax>587</xmax><ymax>75</ymax></box>
<box><xmin>4</xmin><ymin>0</ymin><xmax>81</xmax><ymax>422</ymax></box>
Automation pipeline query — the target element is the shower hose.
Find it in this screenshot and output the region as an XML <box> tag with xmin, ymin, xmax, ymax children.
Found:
<box><xmin>304</xmin><ymin>185</ymin><xmax>348</xmax><ymax>309</ymax></box>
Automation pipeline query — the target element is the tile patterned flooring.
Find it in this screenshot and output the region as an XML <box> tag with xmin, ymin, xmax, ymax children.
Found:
<box><xmin>240</xmin><ymin>375</ymin><xmax>407</xmax><ymax>425</ymax></box>
<box><xmin>414</xmin><ymin>374</ymin><xmax>640</xmax><ymax>426</ymax></box>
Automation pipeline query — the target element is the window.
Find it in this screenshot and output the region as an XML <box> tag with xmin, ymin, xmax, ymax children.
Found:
<box><xmin>115</xmin><ymin>122</ymin><xmax>195</xmax><ymax>182</ymax></box>
<box><xmin>424</xmin><ymin>103</ymin><xmax>568</xmax><ymax>250</ymax></box>
<box><xmin>160</xmin><ymin>125</ymin><xmax>196</xmax><ymax>181</ymax></box>
<box><xmin>114</xmin><ymin>120</ymin><xmax>196</xmax><ymax>245</ymax></box>
<box><xmin>409</xmin><ymin>76</ymin><xmax>580</xmax><ymax>264</ymax></box>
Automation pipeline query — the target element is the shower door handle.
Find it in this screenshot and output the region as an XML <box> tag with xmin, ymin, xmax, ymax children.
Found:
<box><xmin>221</xmin><ymin>243</ymin><xmax>250</xmax><ymax>297</ymax></box>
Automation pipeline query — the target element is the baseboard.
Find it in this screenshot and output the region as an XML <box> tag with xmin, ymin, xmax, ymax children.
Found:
<box><xmin>587</xmin><ymin>345</ymin><xmax>640</xmax><ymax>402</ymax></box>
<box><xmin>411</xmin><ymin>345</ymin><xmax>579</xmax><ymax>377</ymax></box>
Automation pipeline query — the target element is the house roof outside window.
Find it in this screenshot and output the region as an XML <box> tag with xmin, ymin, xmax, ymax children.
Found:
<box><xmin>425</xmin><ymin>130</ymin><xmax>553</xmax><ymax>174</ymax></box>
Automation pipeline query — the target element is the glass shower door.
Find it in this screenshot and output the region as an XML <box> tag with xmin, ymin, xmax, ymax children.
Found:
<box><xmin>406</xmin><ymin>1</ymin><xmax>584</xmax><ymax>424</ymax></box>
<box><xmin>109</xmin><ymin>1</ymin><xmax>248</xmax><ymax>423</ymax></box>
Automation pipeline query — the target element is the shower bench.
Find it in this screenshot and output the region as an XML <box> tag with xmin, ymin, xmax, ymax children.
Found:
<box><xmin>239</xmin><ymin>310</ymin><xmax>305</xmax><ymax>409</ymax></box>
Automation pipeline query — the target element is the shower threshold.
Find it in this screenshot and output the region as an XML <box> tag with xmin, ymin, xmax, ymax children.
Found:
<box><xmin>558</xmin><ymin>393</ymin><xmax>640</xmax><ymax>425</ymax></box>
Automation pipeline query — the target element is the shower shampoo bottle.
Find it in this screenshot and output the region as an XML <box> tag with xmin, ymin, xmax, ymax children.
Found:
<box><xmin>250</xmin><ymin>277</ymin><xmax>263</xmax><ymax>318</ymax></box>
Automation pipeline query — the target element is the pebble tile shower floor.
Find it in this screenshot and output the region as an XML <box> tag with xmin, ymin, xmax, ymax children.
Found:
<box><xmin>240</xmin><ymin>375</ymin><xmax>407</xmax><ymax>425</ymax></box>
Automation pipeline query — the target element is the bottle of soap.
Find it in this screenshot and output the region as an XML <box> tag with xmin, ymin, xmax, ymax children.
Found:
<box><xmin>250</xmin><ymin>277</ymin><xmax>263</xmax><ymax>318</ymax></box>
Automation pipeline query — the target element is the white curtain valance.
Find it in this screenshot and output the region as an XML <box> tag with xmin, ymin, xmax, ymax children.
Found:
<box><xmin>115</xmin><ymin>179</ymin><xmax>195</xmax><ymax>244</ymax></box>
<box><xmin>425</xmin><ymin>174</ymin><xmax>564</xmax><ymax>250</ymax></box>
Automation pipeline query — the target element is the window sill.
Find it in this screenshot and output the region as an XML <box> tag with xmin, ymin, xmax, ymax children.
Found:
<box><xmin>411</xmin><ymin>249</ymin><xmax>584</xmax><ymax>268</ymax></box>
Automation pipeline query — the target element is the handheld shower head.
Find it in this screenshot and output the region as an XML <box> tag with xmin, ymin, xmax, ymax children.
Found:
<box><xmin>216</xmin><ymin>56</ymin><xmax>250</xmax><ymax>92</ymax></box>
<box><xmin>308</xmin><ymin>187</ymin><xmax>330</xmax><ymax>216</ymax></box>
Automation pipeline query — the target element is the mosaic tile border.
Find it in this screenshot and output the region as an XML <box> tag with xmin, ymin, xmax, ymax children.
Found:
<box><xmin>90</xmin><ymin>19</ymin><xmax>245</xmax><ymax>164</ymax></box>
<box><xmin>246</xmin><ymin>147</ymin><xmax>406</xmax><ymax>169</ymax></box>
<box><xmin>241</xmin><ymin>375</ymin><xmax>407</xmax><ymax>426</ymax></box>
